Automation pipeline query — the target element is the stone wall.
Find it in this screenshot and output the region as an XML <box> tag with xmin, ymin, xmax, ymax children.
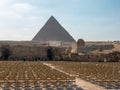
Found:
<box><xmin>10</xmin><ymin>45</ymin><xmax>47</xmax><ymax>57</ymax></box>
<box><xmin>0</xmin><ymin>44</ymin><xmax>70</xmax><ymax>60</ymax></box>
<box><xmin>0</xmin><ymin>41</ymin><xmax>73</xmax><ymax>60</ymax></box>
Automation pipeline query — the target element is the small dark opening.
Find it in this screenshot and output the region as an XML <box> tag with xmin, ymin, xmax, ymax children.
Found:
<box><xmin>47</xmin><ymin>48</ymin><xmax>53</xmax><ymax>60</ymax></box>
<box><xmin>1</xmin><ymin>48</ymin><xmax>11</xmax><ymax>60</ymax></box>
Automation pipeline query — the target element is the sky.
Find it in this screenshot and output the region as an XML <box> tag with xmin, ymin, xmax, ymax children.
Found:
<box><xmin>0</xmin><ymin>0</ymin><xmax>120</xmax><ymax>41</ymax></box>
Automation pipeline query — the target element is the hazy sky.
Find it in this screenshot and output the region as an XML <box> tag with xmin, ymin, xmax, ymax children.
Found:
<box><xmin>0</xmin><ymin>0</ymin><xmax>120</xmax><ymax>41</ymax></box>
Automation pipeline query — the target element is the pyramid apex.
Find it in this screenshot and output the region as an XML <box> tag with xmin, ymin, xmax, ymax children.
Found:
<box><xmin>49</xmin><ymin>16</ymin><xmax>56</xmax><ymax>20</ymax></box>
<box><xmin>46</xmin><ymin>16</ymin><xmax>58</xmax><ymax>24</ymax></box>
<box><xmin>50</xmin><ymin>15</ymin><xmax>55</xmax><ymax>18</ymax></box>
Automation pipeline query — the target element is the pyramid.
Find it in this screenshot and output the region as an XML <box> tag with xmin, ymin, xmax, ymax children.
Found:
<box><xmin>32</xmin><ymin>16</ymin><xmax>75</xmax><ymax>42</ymax></box>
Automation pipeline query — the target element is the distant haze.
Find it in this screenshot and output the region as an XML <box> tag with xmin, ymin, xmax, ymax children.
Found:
<box><xmin>0</xmin><ymin>0</ymin><xmax>120</xmax><ymax>41</ymax></box>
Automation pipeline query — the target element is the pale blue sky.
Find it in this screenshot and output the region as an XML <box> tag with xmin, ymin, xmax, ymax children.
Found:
<box><xmin>0</xmin><ymin>0</ymin><xmax>120</xmax><ymax>41</ymax></box>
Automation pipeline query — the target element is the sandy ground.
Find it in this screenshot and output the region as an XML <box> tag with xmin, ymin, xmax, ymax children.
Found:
<box><xmin>92</xmin><ymin>43</ymin><xmax>120</xmax><ymax>54</ymax></box>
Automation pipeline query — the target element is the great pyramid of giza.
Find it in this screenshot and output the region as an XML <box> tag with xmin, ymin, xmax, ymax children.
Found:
<box><xmin>32</xmin><ymin>16</ymin><xmax>75</xmax><ymax>42</ymax></box>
